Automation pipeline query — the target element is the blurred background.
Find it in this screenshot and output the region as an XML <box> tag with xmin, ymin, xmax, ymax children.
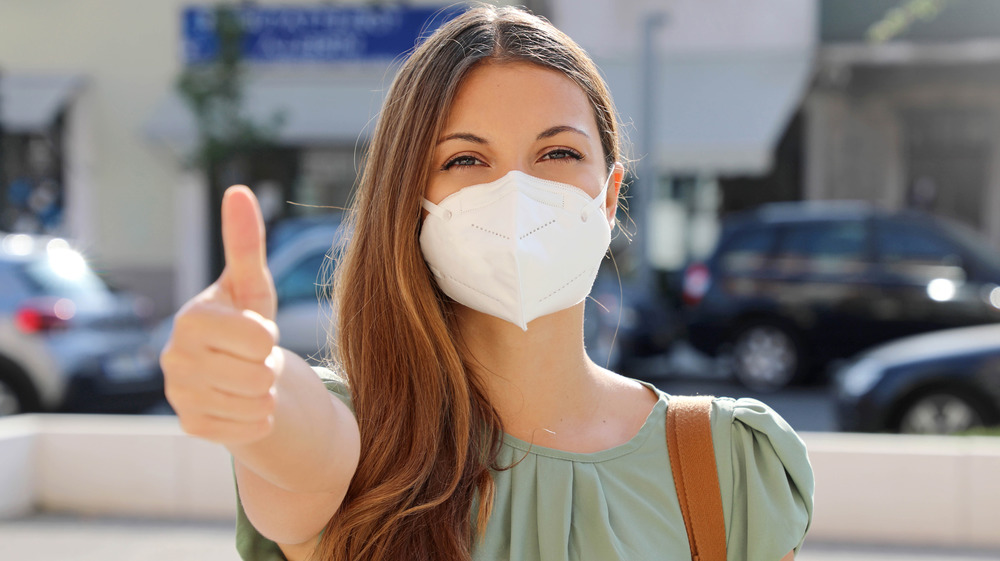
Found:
<box><xmin>1</xmin><ymin>0</ymin><xmax>999</xmax><ymax>559</ymax></box>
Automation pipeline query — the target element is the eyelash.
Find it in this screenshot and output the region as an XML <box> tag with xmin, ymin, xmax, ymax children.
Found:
<box><xmin>440</xmin><ymin>148</ymin><xmax>584</xmax><ymax>171</ymax></box>
<box><xmin>541</xmin><ymin>148</ymin><xmax>584</xmax><ymax>162</ymax></box>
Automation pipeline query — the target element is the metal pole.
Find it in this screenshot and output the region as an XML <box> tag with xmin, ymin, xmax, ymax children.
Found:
<box><xmin>636</xmin><ymin>13</ymin><xmax>666</xmax><ymax>297</ymax></box>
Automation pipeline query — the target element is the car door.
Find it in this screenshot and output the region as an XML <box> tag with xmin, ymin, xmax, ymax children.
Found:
<box><xmin>768</xmin><ymin>219</ymin><xmax>880</xmax><ymax>358</ymax></box>
<box><xmin>273</xmin><ymin>246</ymin><xmax>334</xmax><ymax>364</ymax></box>
<box><xmin>871</xmin><ymin>216</ymin><xmax>984</xmax><ymax>340</ymax></box>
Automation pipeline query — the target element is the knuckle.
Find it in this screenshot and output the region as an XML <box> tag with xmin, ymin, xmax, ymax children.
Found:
<box><xmin>178</xmin><ymin>300</ymin><xmax>227</xmax><ymax>326</ymax></box>
<box><xmin>247</xmin><ymin>339</ymin><xmax>276</xmax><ymax>363</ymax></box>
<box><xmin>265</xmin><ymin>319</ymin><xmax>280</xmax><ymax>345</ymax></box>
<box><xmin>258</xmin><ymin>393</ymin><xmax>277</xmax><ymax>416</ymax></box>
<box><xmin>177</xmin><ymin>414</ymin><xmax>206</xmax><ymax>437</ymax></box>
<box><xmin>163</xmin><ymin>384</ymin><xmax>191</xmax><ymax>409</ymax></box>
<box><xmin>248</xmin><ymin>325</ymin><xmax>274</xmax><ymax>350</ymax></box>
<box><xmin>253</xmin><ymin>416</ymin><xmax>275</xmax><ymax>438</ymax></box>
<box><xmin>172</xmin><ymin>313</ymin><xmax>203</xmax><ymax>340</ymax></box>
<box><xmin>247</xmin><ymin>365</ymin><xmax>276</xmax><ymax>395</ymax></box>
<box><xmin>243</xmin><ymin>313</ymin><xmax>278</xmax><ymax>344</ymax></box>
<box><xmin>158</xmin><ymin>346</ymin><xmax>185</xmax><ymax>374</ymax></box>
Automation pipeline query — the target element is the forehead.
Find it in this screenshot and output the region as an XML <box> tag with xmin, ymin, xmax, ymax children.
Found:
<box><xmin>443</xmin><ymin>61</ymin><xmax>597</xmax><ymax>135</ymax></box>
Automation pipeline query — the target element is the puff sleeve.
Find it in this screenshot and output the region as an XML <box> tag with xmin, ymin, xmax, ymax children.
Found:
<box><xmin>234</xmin><ymin>367</ymin><xmax>353</xmax><ymax>561</ymax></box>
<box><xmin>711</xmin><ymin>397</ymin><xmax>814</xmax><ymax>561</ymax></box>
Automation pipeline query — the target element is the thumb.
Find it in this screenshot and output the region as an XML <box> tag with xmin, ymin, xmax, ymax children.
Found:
<box><xmin>220</xmin><ymin>185</ymin><xmax>277</xmax><ymax>320</ymax></box>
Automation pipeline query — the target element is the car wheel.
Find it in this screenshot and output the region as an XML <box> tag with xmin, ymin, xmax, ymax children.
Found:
<box><xmin>898</xmin><ymin>391</ymin><xmax>988</xmax><ymax>435</ymax></box>
<box><xmin>0</xmin><ymin>377</ymin><xmax>26</xmax><ymax>416</ymax></box>
<box><xmin>731</xmin><ymin>322</ymin><xmax>801</xmax><ymax>392</ymax></box>
<box><xmin>0</xmin><ymin>363</ymin><xmax>41</xmax><ymax>416</ymax></box>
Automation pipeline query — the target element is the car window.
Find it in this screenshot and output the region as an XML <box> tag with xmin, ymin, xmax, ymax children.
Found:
<box><xmin>874</xmin><ymin>219</ymin><xmax>969</xmax><ymax>284</ymax></box>
<box><xmin>875</xmin><ymin>220</ymin><xmax>962</xmax><ymax>265</ymax></box>
<box><xmin>267</xmin><ymin>216</ymin><xmax>342</xmax><ymax>255</ymax></box>
<box><xmin>275</xmin><ymin>251</ymin><xmax>331</xmax><ymax>304</ymax></box>
<box><xmin>936</xmin><ymin>218</ymin><xmax>1000</xmax><ymax>274</ymax></box>
<box><xmin>773</xmin><ymin>221</ymin><xmax>868</xmax><ymax>275</ymax></box>
<box><xmin>20</xmin><ymin>253</ymin><xmax>112</xmax><ymax>300</ymax></box>
<box><xmin>718</xmin><ymin>227</ymin><xmax>776</xmax><ymax>273</ymax></box>
<box><xmin>0</xmin><ymin>264</ymin><xmax>31</xmax><ymax>309</ymax></box>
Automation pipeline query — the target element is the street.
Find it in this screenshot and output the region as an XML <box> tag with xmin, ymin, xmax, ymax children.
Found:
<box><xmin>638</xmin><ymin>342</ymin><xmax>838</xmax><ymax>433</ymax></box>
<box><xmin>1</xmin><ymin>514</ymin><xmax>996</xmax><ymax>561</ymax></box>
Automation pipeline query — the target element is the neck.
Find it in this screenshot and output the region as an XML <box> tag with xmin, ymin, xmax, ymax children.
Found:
<box><xmin>454</xmin><ymin>303</ymin><xmax>609</xmax><ymax>439</ymax></box>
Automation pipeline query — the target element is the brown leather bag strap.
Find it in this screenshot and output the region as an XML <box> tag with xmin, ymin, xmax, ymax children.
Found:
<box><xmin>667</xmin><ymin>395</ymin><xmax>727</xmax><ymax>561</ymax></box>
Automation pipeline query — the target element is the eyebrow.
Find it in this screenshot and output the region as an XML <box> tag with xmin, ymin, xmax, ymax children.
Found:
<box><xmin>437</xmin><ymin>132</ymin><xmax>488</xmax><ymax>145</ymax></box>
<box><xmin>436</xmin><ymin>125</ymin><xmax>590</xmax><ymax>146</ymax></box>
<box><xmin>536</xmin><ymin>125</ymin><xmax>590</xmax><ymax>140</ymax></box>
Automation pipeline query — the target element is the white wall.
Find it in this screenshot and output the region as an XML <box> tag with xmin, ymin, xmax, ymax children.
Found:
<box><xmin>0</xmin><ymin>1</ymin><xmax>185</xmax><ymax>268</ymax></box>
<box><xmin>2</xmin><ymin>415</ymin><xmax>999</xmax><ymax>549</ymax></box>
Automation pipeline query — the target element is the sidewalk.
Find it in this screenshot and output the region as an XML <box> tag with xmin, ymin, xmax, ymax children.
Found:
<box><xmin>1</xmin><ymin>514</ymin><xmax>998</xmax><ymax>561</ymax></box>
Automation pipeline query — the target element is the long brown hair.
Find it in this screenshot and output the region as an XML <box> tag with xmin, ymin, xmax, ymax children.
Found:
<box><xmin>318</xmin><ymin>5</ymin><xmax>622</xmax><ymax>560</ymax></box>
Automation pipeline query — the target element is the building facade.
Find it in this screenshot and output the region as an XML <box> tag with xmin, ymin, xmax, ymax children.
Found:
<box><xmin>0</xmin><ymin>0</ymin><xmax>814</xmax><ymax>315</ymax></box>
<box><xmin>552</xmin><ymin>0</ymin><xmax>816</xmax><ymax>272</ymax></box>
<box><xmin>0</xmin><ymin>0</ymin><xmax>532</xmax><ymax>317</ymax></box>
<box><xmin>807</xmin><ymin>0</ymin><xmax>1000</xmax><ymax>246</ymax></box>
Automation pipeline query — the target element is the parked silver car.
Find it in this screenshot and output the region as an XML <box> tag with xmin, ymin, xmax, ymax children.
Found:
<box><xmin>0</xmin><ymin>232</ymin><xmax>161</xmax><ymax>415</ymax></box>
<box><xmin>267</xmin><ymin>218</ymin><xmax>341</xmax><ymax>362</ymax></box>
<box><xmin>152</xmin><ymin>215</ymin><xmax>343</xmax><ymax>373</ymax></box>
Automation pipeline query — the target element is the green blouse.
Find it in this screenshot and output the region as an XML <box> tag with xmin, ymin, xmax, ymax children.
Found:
<box><xmin>236</xmin><ymin>369</ymin><xmax>814</xmax><ymax>561</ymax></box>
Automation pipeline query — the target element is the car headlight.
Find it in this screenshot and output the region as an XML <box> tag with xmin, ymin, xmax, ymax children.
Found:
<box><xmin>837</xmin><ymin>358</ymin><xmax>884</xmax><ymax>397</ymax></box>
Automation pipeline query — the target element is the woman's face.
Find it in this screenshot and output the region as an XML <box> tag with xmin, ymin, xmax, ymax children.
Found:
<box><xmin>426</xmin><ymin>61</ymin><xmax>622</xmax><ymax>219</ymax></box>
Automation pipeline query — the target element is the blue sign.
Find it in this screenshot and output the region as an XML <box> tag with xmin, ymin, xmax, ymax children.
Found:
<box><xmin>182</xmin><ymin>5</ymin><xmax>465</xmax><ymax>64</ymax></box>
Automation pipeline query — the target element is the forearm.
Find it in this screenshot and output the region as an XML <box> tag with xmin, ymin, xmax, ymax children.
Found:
<box><xmin>236</xmin><ymin>459</ymin><xmax>347</xmax><ymax>547</ymax></box>
<box><xmin>227</xmin><ymin>347</ymin><xmax>360</xmax><ymax>494</ymax></box>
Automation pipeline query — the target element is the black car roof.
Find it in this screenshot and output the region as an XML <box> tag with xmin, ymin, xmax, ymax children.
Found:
<box><xmin>718</xmin><ymin>200</ymin><xmax>897</xmax><ymax>236</ymax></box>
<box><xmin>751</xmin><ymin>200</ymin><xmax>883</xmax><ymax>223</ymax></box>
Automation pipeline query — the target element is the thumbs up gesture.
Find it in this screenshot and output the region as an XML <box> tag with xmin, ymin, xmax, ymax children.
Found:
<box><xmin>160</xmin><ymin>186</ymin><xmax>282</xmax><ymax>446</ymax></box>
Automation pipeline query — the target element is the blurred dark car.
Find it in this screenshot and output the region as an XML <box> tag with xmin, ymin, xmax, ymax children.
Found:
<box><xmin>682</xmin><ymin>201</ymin><xmax>1000</xmax><ymax>391</ymax></box>
<box><xmin>834</xmin><ymin>324</ymin><xmax>1000</xmax><ymax>434</ymax></box>
<box><xmin>585</xmin><ymin>276</ymin><xmax>679</xmax><ymax>376</ymax></box>
<box><xmin>0</xmin><ymin>232</ymin><xmax>160</xmax><ymax>415</ymax></box>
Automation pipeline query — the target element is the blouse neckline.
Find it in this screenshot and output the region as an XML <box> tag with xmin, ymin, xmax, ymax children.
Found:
<box><xmin>500</xmin><ymin>381</ymin><xmax>667</xmax><ymax>463</ymax></box>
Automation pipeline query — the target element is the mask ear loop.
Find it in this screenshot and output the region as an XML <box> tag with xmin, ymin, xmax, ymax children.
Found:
<box><xmin>580</xmin><ymin>167</ymin><xmax>617</xmax><ymax>222</ymax></box>
<box><xmin>422</xmin><ymin>199</ymin><xmax>453</xmax><ymax>221</ymax></box>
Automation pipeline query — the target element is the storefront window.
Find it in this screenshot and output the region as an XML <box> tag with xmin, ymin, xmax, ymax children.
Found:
<box><xmin>0</xmin><ymin>125</ymin><xmax>65</xmax><ymax>235</ymax></box>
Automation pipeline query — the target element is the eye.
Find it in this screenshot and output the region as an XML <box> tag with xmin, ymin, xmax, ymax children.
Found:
<box><xmin>540</xmin><ymin>148</ymin><xmax>584</xmax><ymax>162</ymax></box>
<box><xmin>441</xmin><ymin>155</ymin><xmax>484</xmax><ymax>171</ymax></box>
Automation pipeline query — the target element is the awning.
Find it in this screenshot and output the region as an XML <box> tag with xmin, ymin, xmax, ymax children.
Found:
<box><xmin>0</xmin><ymin>73</ymin><xmax>84</xmax><ymax>133</ymax></box>
<box><xmin>600</xmin><ymin>53</ymin><xmax>814</xmax><ymax>176</ymax></box>
<box><xmin>143</xmin><ymin>68</ymin><xmax>391</xmax><ymax>149</ymax></box>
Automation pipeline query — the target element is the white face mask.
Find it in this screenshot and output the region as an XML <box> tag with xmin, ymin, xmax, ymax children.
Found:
<box><xmin>420</xmin><ymin>169</ymin><xmax>614</xmax><ymax>330</ymax></box>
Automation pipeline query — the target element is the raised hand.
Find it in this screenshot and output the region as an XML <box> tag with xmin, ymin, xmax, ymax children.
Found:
<box><xmin>160</xmin><ymin>185</ymin><xmax>281</xmax><ymax>446</ymax></box>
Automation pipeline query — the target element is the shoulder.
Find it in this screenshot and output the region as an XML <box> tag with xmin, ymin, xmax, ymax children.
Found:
<box><xmin>707</xmin><ymin>397</ymin><xmax>814</xmax><ymax>559</ymax></box>
<box><xmin>708</xmin><ymin>397</ymin><xmax>811</xmax><ymax>478</ymax></box>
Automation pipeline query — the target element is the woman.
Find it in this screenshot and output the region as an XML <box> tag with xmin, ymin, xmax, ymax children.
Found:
<box><xmin>160</xmin><ymin>5</ymin><xmax>813</xmax><ymax>561</ymax></box>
